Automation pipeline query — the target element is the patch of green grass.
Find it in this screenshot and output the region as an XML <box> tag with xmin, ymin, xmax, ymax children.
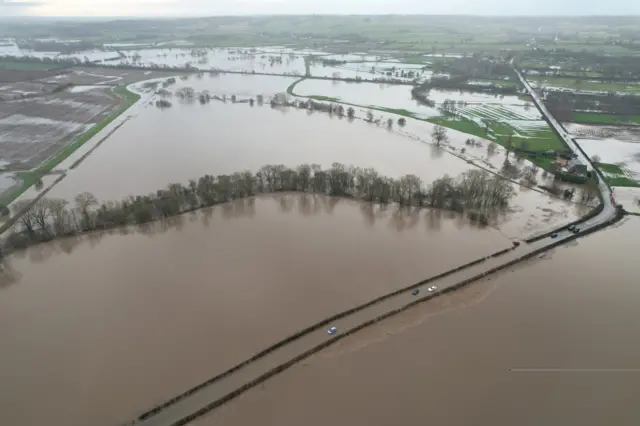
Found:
<box><xmin>427</xmin><ymin>114</ymin><xmax>566</xmax><ymax>170</ymax></box>
<box><xmin>377</xmin><ymin>107</ymin><xmax>416</xmax><ymax>118</ymax></box>
<box><xmin>596</xmin><ymin>162</ymin><xmax>640</xmax><ymax>187</ymax></box>
<box><xmin>309</xmin><ymin>95</ymin><xmax>340</xmax><ymax>102</ymax></box>
<box><xmin>571</xmin><ymin>112</ymin><xmax>640</xmax><ymax>126</ymax></box>
<box><xmin>0</xmin><ymin>60</ymin><xmax>65</xmax><ymax>71</ymax></box>
<box><xmin>606</xmin><ymin>177</ymin><xmax>640</xmax><ymax>187</ymax></box>
<box><xmin>0</xmin><ymin>85</ymin><xmax>140</xmax><ymax>206</ymax></box>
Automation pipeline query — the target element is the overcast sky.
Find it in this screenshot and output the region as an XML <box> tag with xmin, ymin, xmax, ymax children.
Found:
<box><xmin>2</xmin><ymin>0</ymin><xmax>640</xmax><ymax>17</ymax></box>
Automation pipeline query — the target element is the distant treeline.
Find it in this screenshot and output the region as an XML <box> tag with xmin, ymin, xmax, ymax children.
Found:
<box><xmin>17</xmin><ymin>39</ymin><xmax>99</xmax><ymax>55</ymax></box>
<box><xmin>545</xmin><ymin>91</ymin><xmax>640</xmax><ymax>118</ymax></box>
<box><xmin>0</xmin><ymin>54</ymin><xmax>89</xmax><ymax>67</ymax></box>
<box><xmin>2</xmin><ymin>164</ymin><xmax>515</xmax><ymax>256</ymax></box>
<box><xmin>517</xmin><ymin>50</ymin><xmax>640</xmax><ymax>81</ymax></box>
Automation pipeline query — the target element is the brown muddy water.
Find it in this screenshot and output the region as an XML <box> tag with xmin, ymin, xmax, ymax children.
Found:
<box><xmin>43</xmin><ymin>94</ymin><xmax>581</xmax><ymax>238</ymax></box>
<box><xmin>0</xmin><ymin>194</ymin><xmax>511</xmax><ymax>426</ymax></box>
<box><xmin>197</xmin><ymin>217</ymin><xmax>640</xmax><ymax>426</ymax></box>
<box><xmin>47</xmin><ymin>100</ymin><xmax>474</xmax><ymax>202</ymax></box>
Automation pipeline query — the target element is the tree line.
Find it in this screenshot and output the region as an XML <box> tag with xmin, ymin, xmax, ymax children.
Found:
<box><xmin>2</xmin><ymin>164</ymin><xmax>516</xmax><ymax>257</ymax></box>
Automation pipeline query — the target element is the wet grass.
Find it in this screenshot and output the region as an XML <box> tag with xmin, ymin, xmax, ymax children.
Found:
<box><xmin>309</xmin><ymin>95</ymin><xmax>340</xmax><ymax>102</ymax></box>
<box><xmin>596</xmin><ymin>162</ymin><xmax>640</xmax><ymax>188</ymax></box>
<box><xmin>427</xmin><ymin>114</ymin><xmax>565</xmax><ymax>170</ymax></box>
<box><xmin>0</xmin><ymin>85</ymin><xmax>140</xmax><ymax>206</ymax></box>
<box><xmin>571</xmin><ymin>112</ymin><xmax>640</xmax><ymax>126</ymax></box>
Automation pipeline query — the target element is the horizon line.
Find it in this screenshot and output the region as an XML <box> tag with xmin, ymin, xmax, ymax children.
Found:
<box><xmin>3</xmin><ymin>13</ymin><xmax>640</xmax><ymax>19</ymax></box>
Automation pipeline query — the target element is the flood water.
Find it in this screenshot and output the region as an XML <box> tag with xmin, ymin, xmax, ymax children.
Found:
<box><xmin>46</xmin><ymin>97</ymin><xmax>475</xmax><ymax>202</ymax></box>
<box><xmin>294</xmin><ymin>79</ymin><xmax>440</xmax><ymax>117</ymax></box>
<box><xmin>195</xmin><ymin>217</ymin><xmax>640</xmax><ymax>426</ymax></box>
<box><xmin>293</xmin><ymin>79</ymin><xmax>528</xmax><ymax>118</ymax></box>
<box><xmin>578</xmin><ymin>138</ymin><xmax>640</xmax><ymax>175</ymax></box>
<box><xmin>0</xmin><ymin>194</ymin><xmax>511</xmax><ymax>426</ymax></box>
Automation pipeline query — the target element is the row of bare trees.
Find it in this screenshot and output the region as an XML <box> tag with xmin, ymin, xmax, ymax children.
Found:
<box><xmin>3</xmin><ymin>164</ymin><xmax>516</xmax><ymax>255</ymax></box>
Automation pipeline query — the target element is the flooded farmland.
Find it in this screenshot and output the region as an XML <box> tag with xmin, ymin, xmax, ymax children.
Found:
<box><xmin>0</xmin><ymin>194</ymin><xmax>511</xmax><ymax>426</ymax></box>
<box><xmin>45</xmin><ymin>91</ymin><xmax>473</xmax><ymax>202</ymax></box>
<box><xmin>37</xmin><ymin>75</ymin><xmax>581</xmax><ymax>235</ymax></box>
<box><xmin>195</xmin><ymin>217</ymin><xmax>640</xmax><ymax>426</ymax></box>
<box><xmin>0</xmin><ymin>60</ymin><xmax>610</xmax><ymax>426</ymax></box>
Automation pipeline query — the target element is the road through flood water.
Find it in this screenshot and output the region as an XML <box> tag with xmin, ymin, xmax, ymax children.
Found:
<box><xmin>195</xmin><ymin>217</ymin><xmax>640</xmax><ymax>426</ymax></box>
<box><xmin>0</xmin><ymin>194</ymin><xmax>510</xmax><ymax>426</ymax></box>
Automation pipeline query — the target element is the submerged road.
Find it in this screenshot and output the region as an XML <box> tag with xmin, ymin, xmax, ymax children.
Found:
<box><xmin>127</xmin><ymin>68</ymin><xmax>620</xmax><ymax>426</ymax></box>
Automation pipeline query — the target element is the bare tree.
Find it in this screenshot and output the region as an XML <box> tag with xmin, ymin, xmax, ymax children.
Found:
<box><xmin>12</xmin><ymin>200</ymin><xmax>38</xmax><ymax>237</ymax></box>
<box><xmin>366</xmin><ymin>109</ymin><xmax>374</xmax><ymax>123</ymax></box>
<box><xmin>75</xmin><ymin>192</ymin><xmax>98</xmax><ymax>229</ymax></box>
<box><xmin>431</xmin><ymin>125</ymin><xmax>448</xmax><ymax>146</ymax></box>
<box><xmin>49</xmin><ymin>199</ymin><xmax>70</xmax><ymax>235</ymax></box>
<box><xmin>347</xmin><ymin>107</ymin><xmax>355</xmax><ymax>119</ymax></box>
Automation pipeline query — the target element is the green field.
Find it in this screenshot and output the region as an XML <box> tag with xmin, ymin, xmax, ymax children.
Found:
<box><xmin>309</xmin><ymin>95</ymin><xmax>340</xmax><ymax>102</ymax></box>
<box><xmin>571</xmin><ymin>112</ymin><xmax>640</xmax><ymax>125</ymax></box>
<box><xmin>0</xmin><ymin>60</ymin><xmax>66</xmax><ymax>71</ymax></box>
<box><xmin>527</xmin><ymin>76</ymin><xmax>640</xmax><ymax>93</ymax></box>
<box><xmin>596</xmin><ymin>162</ymin><xmax>640</xmax><ymax>187</ymax></box>
<box><xmin>429</xmin><ymin>114</ymin><xmax>563</xmax><ymax>150</ymax></box>
<box><xmin>0</xmin><ymin>86</ymin><xmax>140</xmax><ymax>207</ymax></box>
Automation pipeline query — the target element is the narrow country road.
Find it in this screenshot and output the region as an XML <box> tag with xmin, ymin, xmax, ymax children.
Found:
<box><xmin>512</xmin><ymin>65</ymin><xmax>617</xmax><ymax>225</ymax></box>
<box><xmin>125</xmin><ymin>67</ymin><xmax>620</xmax><ymax>426</ymax></box>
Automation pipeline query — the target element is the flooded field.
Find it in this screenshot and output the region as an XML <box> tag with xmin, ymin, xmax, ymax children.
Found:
<box><xmin>105</xmin><ymin>48</ymin><xmax>307</xmax><ymax>75</ymax></box>
<box><xmin>45</xmin><ymin>98</ymin><xmax>475</xmax><ymax>202</ymax></box>
<box><xmin>0</xmin><ymin>86</ymin><xmax>120</xmax><ymax>168</ymax></box>
<box><xmin>578</xmin><ymin>138</ymin><xmax>640</xmax><ymax>175</ymax></box>
<box><xmin>564</xmin><ymin>123</ymin><xmax>640</xmax><ymax>142</ymax></box>
<box><xmin>309</xmin><ymin>62</ymin><xmax>430</xmax><ymax>82</ymax></box>
<box><xmin>292</xmin><ymin>79</ymin><xmax>549</xmax><ymax>140</ymax></box>
<box><xmin>169</xmin><ymin>73</ymin><xmax>298</xmax><ymax>98</ymax></box>
<box><xmin>293</xmin><ymin>79</ymin><xmax>438</xmax><ymax>117</ymax></box>
<box><xmin>0</xmin><ymin>194</ymin><xmax>512</xmax><ymax>426</ymax></box>
<box><xmin>196</xmin><ymin>217</ymin><xmax>640</xmax><ymax>426</ymax></box>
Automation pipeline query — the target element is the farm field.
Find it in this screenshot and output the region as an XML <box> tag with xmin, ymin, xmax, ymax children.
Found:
<box><xmin>527</xmin><ymin>75</ymin><xmax>640</xmax><ymax>93</ymax></box>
